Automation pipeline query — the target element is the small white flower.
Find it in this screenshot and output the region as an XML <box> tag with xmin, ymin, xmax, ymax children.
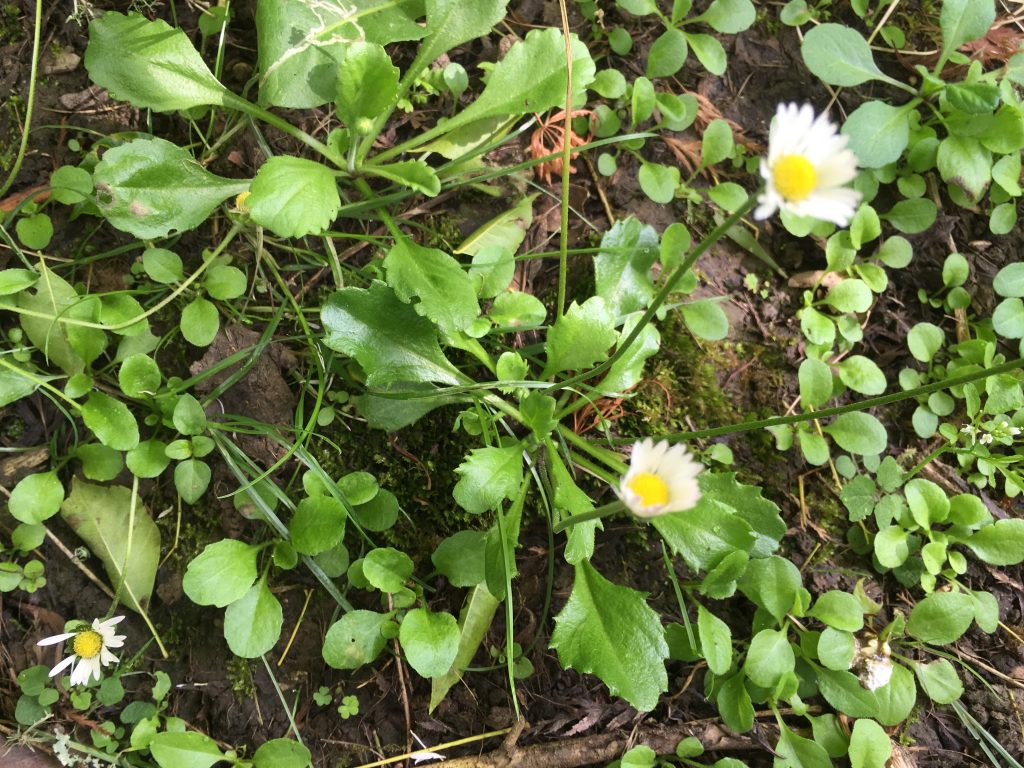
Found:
<box><xmin>619</xmin><ymin>438</ymin><xmax>703</xmax><ymax>518</ymax></box>
<box><xmin>37</xmin><ymin>616</ymin><xmax>126</xmax><ymax>686</ymax></box>
<box><xmin>979</xmin><ymin>433</ymin><xmax>993</xmax><ymax>445</ymax></box>
<box><xmin>755</xmin><ymin>103</ymin><xmax>861</xmax><ymax>226</ymax></box>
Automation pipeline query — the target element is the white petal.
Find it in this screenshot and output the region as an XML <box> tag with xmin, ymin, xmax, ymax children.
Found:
<box><xmin>100</xmin><ymin>647</ymin><xmax>119</xmax><ymax>666</ymax></box>
<box><xmin>37</xmin><ymin>632</ymin><xmax>77</xmax><ymax>647</ymax></box>
<box><xmin>47</xmin><ymin>654</ymin><xmax>78</xmax><ymax>678</ymax></box>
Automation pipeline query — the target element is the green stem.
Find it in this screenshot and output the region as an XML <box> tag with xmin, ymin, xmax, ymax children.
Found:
<box><xmin>224</xmin><ymin>94</ymin><xmax>342</xmax><ymax>167</ymax></box>
<box><xmin>905</xmin><ymin>441</ymin><xmax>952</xmax><ymax>481</ymax></box>
<box><xmin>0</xmin><ymin>357</ymin><xmax>80</xmax><ymax>411</ymax></box>
<box><xmin>0</xmin><ymin>0</ymin><xmax>41</xmax><ymax>200</ymax></box>
<box><xmin>551</xmin><ymin>499</ymin><xmax>627</xmax><ymax>534</ymax></box>
<box><xmin>543</xmin><ymin>195</ymin><xmax>759</xmax><ymax>395</ymax></box>
<box><xmin>636</xmin><ymin>357</ymin><xmax>1024</xmax><ymax>445</ymax></box>
<box><xmin>555</xmin><ymin>0</ymin><xmax>573</xmax><ymax>320</ymax></box>
<box><xmin>558</xmin><ymin>425</ymin><xmax>627</xmax><ymax>473</ymax></box>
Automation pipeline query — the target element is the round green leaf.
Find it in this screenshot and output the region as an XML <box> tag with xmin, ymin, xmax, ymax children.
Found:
<box><xmin>362</xmin><ymin>547</ymin><xmax>414</xmax><ymax>593</ymax></box>
<box><xmin>181</xmin><ymin>297</ymin><xmax>219</xmax><ymax>347</ymax></box>
<box><xmin>323</xmin><ymin>610</ymin><xmax>391</xmax><ymax>670</ymax></box>
<box><xmin>253</xmin><ymin>739</ymin><xmax>311</xmax><ymax>768</ymax></box>
<box><xmin>849</xmin><ymin>718</ymin><xmax>892</xmax><ymax>768</ymax></box>
<box><xmin>174</xmin><ymin>459</ymin><xmax>211</xmax><ymax>505</ymax></box>
<box><xmin>224</xmin><ymin>578</ymin><xmax>283</xmax><ymax>658</ymax></box>
<box><xmin>824</xmin><ymin>412</ymin><xmax>887</xmax><ymax>455</ymax></box>
<box><xmin>126</xmin><ymin>439</ymin><xmax>171</xmax><ymax>478</ymax></box>
<box><xmin>9</xmin><ymin>471</ymin><xmax>64</xmax><ymax>524</ymax></box>
<box><xmin>82</xmin><ymin>391</ymin><xmax>140</xmax><ymax>451</ymax></box>
<box><xmin>399</xmin><ymin>608</ymin><xmax>460</xmax><ymax>678</ymax></box>
<box><xmin>907</xmin><ymin>591</ymin><xmax>976</xmax><ymax>644</ymax></box>
<box><xmin>809</xmin><ymin>590</ymin><xmax>864</xmax><ymax>632</ymax></box>
<box><xmin>802</xmin><ymin>24</ymin><xmax>890</xmax><ymax>86</ymax></box>
<box><xmin>290</xmin><ymin>496</ymin><xmax>346</xmax><ymax>556</ymax></box>
<box><xmin>142</xmin><ymin>248</ymin><xmax>184</xmax><ymax>284</ymax></box>
<box><xmin>182</xmin><ymin>539</ymin><xmax>258</xmax><ymax>607</ymax></box>
<box><xmin>994</xmin><ymin>262</ymin><xmax>1024</xmax><ymax>297</ymax></box>
<box><xmin>16</xmin><ymin>214</ymin><xmax>53</xmax><ymax>250</ymax></box>
<box><xmin>119</xmin><ymin>354</ymin><xmax>161</xmax><ymax>398</ymax></box>
<box><xmin>204</xmin><ymin>264</ymin><xmax>247</xmax><ymax>300</ymax></box>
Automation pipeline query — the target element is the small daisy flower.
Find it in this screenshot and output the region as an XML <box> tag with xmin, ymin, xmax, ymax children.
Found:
<box><xmin>37</xmin><ymin>616</ymin><xmax>126</xmax><ymax>686</ymax></box>
<box><xmin>619</xmin><ymin>438</ymin><xmax>703</xmax><ymax>518</ymax></box>
<box><xmin>755</xmin><ymin>103</ymin><xmax>861</xmax><ymax>226</ymax></box>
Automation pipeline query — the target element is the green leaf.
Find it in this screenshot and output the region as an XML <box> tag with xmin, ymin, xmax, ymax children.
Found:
<box><xmin>61</xmin><ymin>479</ymin><xmax>160</xmax><ymax>614</ymax></box>
<box><xmin>180</xmin><ymin>298</ymin><xmax>219</xmax><ymax>347</ymax></box>
<box><xmin>489</xmin><ymin>291</ymin><xmax>547</xmax><ymax>328</ymax></box>
<box><xmin>840</xmin><ymin>475</ymin><xmax>877</xmax><ymax>522</ymax></box>
<box><xmin>364</xmin><ymin>159</ymin><xmax>441</xmax><ymax>196</ymax></box>
<box><xmin>119</xmin><ymin>354</ymin><xmax>161</xmax><ymax>398</ymax></box>
<box><xmin>143</xmin><ymin>249</ymin><xmax>184</xmax><ymax>284</ymax></box>
<box><xmin>838</xmin><ymin>356</ymin><xmax>886</xmax><ymax>396</ymax></box>
<box><xmin>907</xmin><ymin>591</ymin><xmax>976</xmax><ymax>644</ymax></box>
<box><xmin>593</xmin><ymin>217</ymin><xmax>660</xmax><ymax>319</ymax></box>
<box><xmin>350</xmin><ymin>489</ymin><xmax>400</xmax><ymax>531</ymax></box>
<box><xmin>204</xmin><ymin>265</ymin><xmax>247</xmax><ymax>301</ymax></box>
<box><xmin>682</xmin><ymin>300</ymin><xmax>729</xmax><ymax>340</ymax></box>
<box><xmin>126</xmin><ymin>440</ymin><xmax>171</xmax><ymax>479</ymax></box>
<box><xmin>77</xmin><ymin>444</ymin><xmax>124</xmax><ymax>482</ymax></box>
<box><xmin>994</xmin><ymin>298</ymin><xmax>1024</xmax><ymax>338</ymax></box>
<box><xmin>939</xmin><ymin>0</ymin><xmax>995</xmax><ymax>64</ymax></box>
<box><xmin>936</xmin><ymin>135</ymin><xmax>991</xmax><ymax>202</ymax></box>
<box><xmin>49</xmin><ymin>166</ymin><xmax>94</xmax><ymax>205</ymax></box>
<box><xmin>907</xmin><ymin>322</ymin><xmax>944</xmax><ymax>362</ymax></box>
<box><xmin>433</xmin><ymin>27</ymin><xmax>580</xmax><ymax>138</ymax></box>
<box><xmin>16</xmin><ymin>214</ymin><xmax>52</xmax><ymax>250</ymax></box>
<box><xmin>700</xmin><ymin>472</ymin><xmax>785</xmax><ymax>559</ymax></box>
<box><xmin>716</xmin><ymin>673</ymin><xmax>754</xmax><ymax>734</ymax></box>
<box><xmin>172</xmin><ymin>394</ymin><xmax>207</xmax><ymax>436</ymax></box>
<box><xmin>849</xmin><ymin>719</ymin><xmax>892</xmax><ymax>768</ymax></box>
<box><xmin>914</xmin><ymin>659</ymin><xmax>964</xmax><ymax>704</ymax></box>
<box><xmin>687</xmin><ymin>32</ymin><xmax>727</xmax><ymax>76</ymax></box>
<box><xmin>737</xmin><ymin>555</ymin><xmax>801</xmax><ymax>621</ymax></box>
<box><xmin>224</xmin><ymin>577</ymin><xmax>283</xmax><ymax>658</ymax></box>
<box><xmin>816</xmin><ymin>668</ymin><xmax>878</xmax><ymax>718</ymax></box>
<box><xmin>598</xmin><ymin>313</ymin><xmax>661</xmax><ymax>395</ymax></box>
<box><xmin>638</xmin><ymin>161</ymin><xmax>679</xmax><ymax>204</ymax></box>
<box><xmin>17</xmin><ymin>265</ymin><xmax>94</xmax><ymax>375</ymax></box>
<box><xmin>290</xmin><ymin>496</ymin><xmax>346</xmax><ymax>556</ymax></box>
<box><xmin>801</xmin><ymin>24</ymin><xmax>898</xmax><ymax>87</ymax></box>
<box><xmin>543</xmin><ymin>297</ymin><xmax>617</xmax><ymax>377</ymax></box>
<box><xmin>363</xmin><ymin>547</ymin><xmax>414</xmax><ymax>593</ymax></box>
<box><xmin>432</xmin><ymin>530</ymin><xmax>487</xmax><ymax>587</ymax></box>
<box><xmin>963</xmin><ymin>519</ymin><xmax>1024</xmax><ymax>565</ymax></box>
<box><xmin>743</xmin><ymin>628</ymin><xmax>794</xmax><ymax>688</ymax></box>
<box><xmin>701</xmin><ymin>0</ymin><xmax>755</xmax><ymax>33</ymax></box>
<box><xmin>94</xmin><ymin>138</ymin><xmax>247</xmax><ymax>239</ymax></box>
<box><xmin>253</xmin><ymin>739</ymin><xmax>312</xmax><ymax>768</ymax></box>
<box><xmin>647</xmin><ymin>28</ymin><xmax>687</xmax><ymax>78</ymax></box>
<box><xmin>799</xmin><ymin>358</ymin><xmax>833</xmax><ymax>409</ymax></box>
<box><xmin>335</xmin><ymin>42</ymin><xmax>399</xmax><ymax>128</ymax></box>
<box><xmin>174</xmin><ymin>460</ymin><xmax>211</xmax><ymax>505</ymax></box>
<box><xmin>994</xmin><ymin>263</ymin><xmax>1024</xmax><ymax>297</ymax></box>
<box><xmin>842</xmin><ymin>101</ymin><xmax>910</xmax><ymax>169</ymax></box>
<box><xmin>457</xmin><ymin>198</ymin><xmax>534</xmax><ymax>291</ymax></box>
<box><xmin>823</xmin><ymin>412</ymin><xmax>887</xmax><ymax>456</ymax></box>
<box><xmin>417</xmin><ymin>0</ymin><xmax>509</xmax><ymax>86</ymax></box>
<box><xmin>874</xmin><ymin>526</ymin><xmax>910</xmax><ymax>568</ymax></box>
<box><xmin>827</xmin><ymin>279</ymin><xmax>873</xmax><ymax>313</ymax></box>
<box><xmin>248</xmin><ymin>156</ymin><xmax>340</xmax><ymax>238</ymax></box>
<box><xmin>905</xmin><ymin>478</ymin><xmax>949</xmax><ymax>528</ymax></box>
<box><xmin>429</xmin><ymin>585</ymin><xmax>501</xmax><ymax>711</ymax></box>
<box><xmin>384</xmin><ymin>239</ymin><xmax>480</xmax><ymax>335</ymax></box>
<box><xmin>775</xmin><ymin>726</ymin><xmax>832</xmax><ymax>768</ymax></box>
<box><xmin>697</xmin><ymin>604</ymin><xmax>732</xmax><ymax>675</ymax></box>
<box><xmin>817</xmin><ymin>627</ymin><xmax>855</xmax><ymax>671</ymax></box>
<box><xmin>400</xmin><ymin>608</ymin><xmax>460</xmax><ymax>678</ymax></box>
<box><xmin>809</xmin><ymin>590</ymin><xmax>864</xmax><ymax>632</ymax></box>
<box><xmin>323</xmin><ymin>610</ymin><xmax>392</xmax><ymax>670</ymax></box>
<box><xmin>9</xmin><ymin>471</ymin><xmax>64</xmax><ymax>525</ymax></box>
<box><xmin>882</xmin><ymin>198</ymin><xmax>937</xmax><ymax>234</ymax></box>
<box><xmin>873</xmin><ymin>663</ymin><xmax>917</xmax><ymax>726</ymax></box>
<box><xmin>255</xmin><ymin>0</ymin><xmax>424</xmax><ymax>108</ymax></box>
<box><xmin>82</xmin><ymin>391</ymin><xmax>139</xmax><ymax>451</ymax></box>
<box><xmin>701</xmin><ymin>119</ymin><xmax>733</xmax><ymax>166</ymax></box>
<box><xmin>654</xmin><ymin>500</ymin><xmax>754</xmax><ymax>573</ymax></box>
<box><xmin>0</xmin><ymin>268</ymin><xmax>37</xmax><ymax>295</ymax></box>
<box><xmin>85</xmin><ymin>12</ymin><xmax>229</xmax><ymax>111</ymax></box>
<box><xmin>453</xmin><ymin>445</ymin><xmax>523</xmax><ymax>514</ymax></box>
<box><xmin>182</xmin><ymin>539</ymin><xmax>258</xmax><ymax>608</ymax></box>
<box><xmin>550</xmin><ymin>562</ymin><xmax>668</xmax><ymax>711</ymax></box>
<box><xmin>322</xmin><ymin>283</ymin><xmax>460</xmax><ymax>386</ymax></box>
<box><xmin>149</xmin><ymin>731</ymin><xmax>225</xmax><ymax>768</ymax></box>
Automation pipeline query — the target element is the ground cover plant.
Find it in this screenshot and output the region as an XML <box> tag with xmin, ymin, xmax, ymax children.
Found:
<box><xmin>0</xmin><ymin>0</ymin><xmax>1023</xmax><ymax>766</ymax></box>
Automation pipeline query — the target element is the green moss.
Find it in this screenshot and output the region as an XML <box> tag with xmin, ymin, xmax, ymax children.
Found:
<box><xmin>226</xmin><ymin>657</ymin><xmax>256</xmax><ymax>699</ymax></box>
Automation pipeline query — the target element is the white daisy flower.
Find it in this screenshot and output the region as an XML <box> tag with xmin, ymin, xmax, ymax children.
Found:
<box><xmin>754</xmin><ymin>103</ymin><xmax>861</xmax><ymax>226</ymax></box>
<box><xmin>619</xmin><ymin>438</ymin><xmax>703</xmax><ymax>518</ymax></box>
<box><xmin>37</xmin><ymin>616</ymin><xmax>126</xmax><ymax>686</ymax></box>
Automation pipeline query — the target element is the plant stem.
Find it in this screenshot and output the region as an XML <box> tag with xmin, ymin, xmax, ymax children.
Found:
<box><xmin>555</xmin><ymin>0</ymin><xmax>573</xmax><ymax>320</ymax></box>
<box><xmin>551</xmin><ymin>499</ymin><xmax>627</xmax><ymax>534</ymax></box>
<box><xmin>224</xmin><ymin>94</ymin><xmax>342</xmax><ymax>167</ymax></box>
<box><xmin>638</xmin><ymin>357</ymin><xmax>1024</xmax><ymax>444</ymax></box>
<box><xmin>543</xmin><ymin>195</ymin><xmax>759</xmax><ymax>395</ymax></box>
<box><xmin>0</xmin><ymin>0</ymin><xmax>41</xmax><ymax>200</ymax></box>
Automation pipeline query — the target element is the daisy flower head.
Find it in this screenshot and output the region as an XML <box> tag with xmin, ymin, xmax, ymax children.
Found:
<box><xmin>38</xmin><ymin>616</ymin><xmax>126</xmax><ymax>686</ymax></box>
<box><xmin>619</xmin><ymin>438</ymin><xmax>703</xmax><ymax>518</ymax></box>
<box><xmin>755</xmin><ymin>103</ymin><xmax>861</xmax><ymax>227</ymax></box>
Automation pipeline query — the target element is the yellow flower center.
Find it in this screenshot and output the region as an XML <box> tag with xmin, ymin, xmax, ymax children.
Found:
<box><xmin>72</xmin><ymin>630</ymin><xmax>103</xmax><ymax>659</ymax></box>
<box><xmin>627</xmin><ymin>472</ymin><xmax>669</xmax><ymax>508</ymax></box>
<box><xmin>772</xmin><ymin>155</ymin><xmax>817</xmax><ymax>202</ymax></box>
<box><xmin>234</xmin><ymin>191</ymin><xmax>251</xmax><ymax>213</ymax></box>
